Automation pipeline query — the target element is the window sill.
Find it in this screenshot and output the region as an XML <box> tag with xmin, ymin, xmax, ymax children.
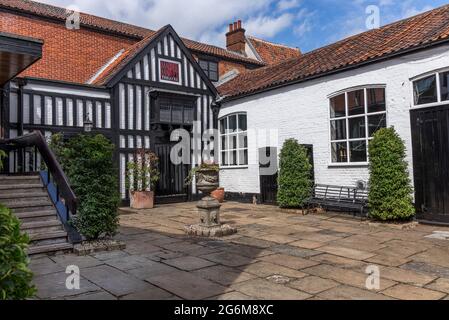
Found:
<box><xmin>220</xmin><ymin>166</ymin><xmax>249</xmax><ymax>170</ymax></box>
<box><xmin>328</xmin><ymin>163</ymin><xmax>369</xmax><ymax>168</ymax></box>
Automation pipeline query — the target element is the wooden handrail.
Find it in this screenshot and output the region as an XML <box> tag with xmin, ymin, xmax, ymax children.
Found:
<box><xmin>0</xmin><ymin>131</ymin><xmax>77</xmax><ymax>215</ymax></box>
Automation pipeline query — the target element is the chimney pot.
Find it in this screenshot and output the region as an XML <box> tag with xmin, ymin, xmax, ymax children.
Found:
<box><xmin>226</xmin><ymin>20</ymin><xmax>246</xmax><ymax>54</ymax></box>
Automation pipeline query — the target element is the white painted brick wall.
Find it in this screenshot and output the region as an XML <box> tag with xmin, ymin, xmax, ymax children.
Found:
<box><xmin>219</xmin><ymin>44</ymin><xmax>449</xmax><ymax>194</ymax></box>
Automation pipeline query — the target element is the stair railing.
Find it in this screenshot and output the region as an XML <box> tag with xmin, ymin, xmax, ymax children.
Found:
<box><xmin>0</xmin><ymin>131</ymin><xmax>81</xmax><ymax>243</ymax></box>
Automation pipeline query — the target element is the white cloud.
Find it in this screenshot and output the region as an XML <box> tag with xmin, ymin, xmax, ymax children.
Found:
<box><xmin>36</xmin><ymin>0</ymin><xmax>297</xmax><ymax>47</ymax></box>
<box><xmin>245</xmin><ymin>13</ymin><xmax>295</xmax><ymax>39</ymax></box>
<box><xmin>277</xmin><ymin>0</ymin><xmax>301</xmax><ymax>11</ymax></box>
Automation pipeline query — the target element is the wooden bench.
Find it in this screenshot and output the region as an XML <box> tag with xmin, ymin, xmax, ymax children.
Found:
<box><xmin>306</xmin><ymin>184</ymin><xmax>368</xmax><ymax>216</ymax></box>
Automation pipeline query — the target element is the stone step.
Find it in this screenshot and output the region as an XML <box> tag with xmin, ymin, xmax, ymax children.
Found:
<box><xmin>14</xmin><ymin>210</ymin><xmax>57</xmax><ymax>220</ymax></box>
<box><xmin>27</xmin><ymin>242</ymin><xmax>73</xmax><ymax>255</ymax></box>
<box><xmin>5</xmin><ymin>199</ymin><xmax>53</xmax><ymax>210</ymax></box>
<box><xmin>0</xmin><ymin>191</ymin><xmax>48</xmax><ymax>200</ymax></box>
<box><xmin>0</xmin><ymin>184</ymin><xmax>44</xmax><ymax>191</ymax></box>
<box><xmin>20</xmin><ymin>217</ymin><xmax>62</xmax><ymax>232</ymax></box>
<box><xmin>0</xmin><ymin>175</ymin><xmax>41</xmax><ymax>186</ymax></box>
<box><xmin>24</xmin><ymin>224</ymin><xmax>64</xmax><ymax>235</ymax></box>
<box><xmin>13</xmin><ymin>205</ymin><xmax>55</xmax><ymax>214</ymax></box>
<box><xmin>29</xmin><ymin>230</ymin><xmax>68</xmax><ymax>241</ymax></box>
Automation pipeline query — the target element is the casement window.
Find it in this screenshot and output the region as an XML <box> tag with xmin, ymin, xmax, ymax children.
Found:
<box><xmin>329</xmin><ymin>87</ymin><xmax>387</xmax><ymax>164</ymax></box>
<box><xmin>199</xmin><ymin>59</ymin><xmax>219</xmax><ymax>82</ymax></box>
<box><xmin>413</xmin><ymin>70</ymin><xmax>449</xmax><ymax>106</ymax></box>
<box><xmin>219</xmin><ymin>113</ymin><xmax>248</xmax><ymax>167</ymax></box>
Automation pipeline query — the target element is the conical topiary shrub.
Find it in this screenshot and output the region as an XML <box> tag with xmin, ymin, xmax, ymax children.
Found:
<box><xmin>368</xmin><ymin>127</ymin><xmax>415</xmax><ymax>221</ymax></box>
<box><xmin>277</xmin><ymin>139</ymin><xmax>312</xmax><ymax>208</ymax></box>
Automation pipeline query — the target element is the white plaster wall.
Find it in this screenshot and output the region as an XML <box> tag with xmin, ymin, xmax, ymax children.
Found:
<box><xmin>219</xmin><ymin>44</ymin><xmax>449</xmax><ymax>194</ymax></box>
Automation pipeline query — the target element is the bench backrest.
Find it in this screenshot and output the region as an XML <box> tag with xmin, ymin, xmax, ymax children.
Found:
<box><xmin>313</xmin><ymin>184</ymin><xmax>368</xmax><ymax>203</ymax></box>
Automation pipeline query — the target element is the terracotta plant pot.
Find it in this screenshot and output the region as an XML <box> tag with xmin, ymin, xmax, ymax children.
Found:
<box><xmin>211</xmin><ymin>188</ymin><xmax>225</xmax><ymax>203</ymax></box>
<box><xmin>130</xmin><ymin>191</ymin><xmax>154</xmax><ymax>209</ymax></box>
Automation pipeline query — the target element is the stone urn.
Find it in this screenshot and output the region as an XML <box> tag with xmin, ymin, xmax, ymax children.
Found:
<box><xmin>184</xmin><ymin>167</ymin><xmax>237</xmax><ymax>237</ymax></box>
<box><xmin>130</xmin><ymin>190</ymin><xmax>155</xmax><ymax>209</ymax></box>
<box><xmin>195</xmin><ymin>169</ymin><xmax>220</xmax><ymax>227</ymax></box>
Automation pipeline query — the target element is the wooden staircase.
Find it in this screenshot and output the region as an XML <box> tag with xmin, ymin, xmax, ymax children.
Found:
<box><xmin>0</xmin><ymin>174</ymin><xmax>73</xmax><ymax>255</ymax></box>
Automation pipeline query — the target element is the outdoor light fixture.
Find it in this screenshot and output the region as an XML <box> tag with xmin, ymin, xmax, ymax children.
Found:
<box><xmin>83</xmin><ymin>113</ymin><xmax>93</xmax><ymax>133</ymax></box>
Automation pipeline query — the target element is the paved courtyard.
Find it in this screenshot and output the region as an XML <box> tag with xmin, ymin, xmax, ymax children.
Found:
<box><xmin>30</xmin><ymin>202</ymin><xmax>449</xmax><ymax>300</ymax></box>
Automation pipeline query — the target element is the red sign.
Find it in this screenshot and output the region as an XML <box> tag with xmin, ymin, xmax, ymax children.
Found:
<box><xmin>160</xmin><ymin>60</ymin><xmax>180</xmax><ymax>83</ymax></box>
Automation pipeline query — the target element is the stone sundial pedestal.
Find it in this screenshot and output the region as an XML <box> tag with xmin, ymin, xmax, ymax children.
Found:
<box><xmin>184</xmin><ymin>168</ymin><xmax>237</xmax><ymax>237</ymax></box>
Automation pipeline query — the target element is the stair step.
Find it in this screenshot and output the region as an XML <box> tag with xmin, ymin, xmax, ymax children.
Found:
<box><xmin>27</xmin><ymin>242</ymin><xmax>73</xmax><ymax>255</ymax></box>
<box><xmin>0</xmin><ymin>175</ymin><xmax>41</xmax><ymax>185</ymax></box>
<box><xmin>0</xmin><ymin>184</ymin><xmax>44</xmax><ymax>190</ymax></box>
<box><xmin>14</xmin><ymin>210</ymin><xmax>57</xmax><ymax>220</ymax></box>
<box><xmin>0</xmin><ymin>192</ymin><xmax>48</xmax><ymax>200</ymax></box>
<box><xmin>13</xmin><ymin>205</ymin><xmax>55</xmax><ymax>214</ymax></box>
<box><xmin>5</xmin><ymin>199</ymin><xmax>53</xmax><ymax>209</ymax></box>
<box><xmin>29</xmin><ymin>230</ymin><xmax>68</xmax><ymax>241</ymax></box>
<box><xmin>29</xmin><ymin>231</ymin><xmax>67</xmax><ymax>241</ymax></box>
<box><xmin>21</xmin><ymin>219</ymin><xmax>62</xmax><ymax>230</ymax></box>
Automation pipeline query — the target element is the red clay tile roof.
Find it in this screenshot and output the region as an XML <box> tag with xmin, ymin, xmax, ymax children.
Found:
<box><xmin>91</xmin><ymin>28</ymin><xmax>165</xmax><ymax>86</ymax></box>
<box><xmin>218</xmin><ymin>4</ymin><xmax>449</xmax><ymax>100</ymax></box>
<box><xmin>247</xmin><ymin>36</ymin><xmax>301</xmax><ymax>64</ymax></box>
<box><xmin>0</xmin><ymin>0</ymin><xmax>264</xmax><ymax>67</ymax></box>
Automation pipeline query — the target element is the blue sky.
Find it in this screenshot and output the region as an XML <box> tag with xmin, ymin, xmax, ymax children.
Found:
<box><xmin>39</xmin><ymin>0</ymin><xmax>448</xmax><ymax>52</ymax></box>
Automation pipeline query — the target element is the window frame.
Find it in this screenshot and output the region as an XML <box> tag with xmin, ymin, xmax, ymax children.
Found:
<box><xmin>198</xmin><ymin>59</ymin><xmax>219</xmax><ymax>82</ymax></box>
<box><xmin>219</xmin><ymin>112</ymin><xmax>248</xmax><ymax>168</ymax></box>
<box><xmin>328</xmin><ymin>85</ymin><xmax>388</xmax><ymax>166</ymax></box>
<box><xmin>411</xmin><ymin>68</ymin><xmax>449</xmax><ymax>108</ymax></box>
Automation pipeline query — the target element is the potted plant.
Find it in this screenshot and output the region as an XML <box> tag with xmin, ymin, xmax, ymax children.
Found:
<box><xmin>185</xmin><ymin>161</ymin><xmax>220</xmax><ymax>195</ymax></box>
<box><xmin>126</xmin><ymin>149</ymin><xmax>160</xmax><ymax>209</ymax></box>
<box><xmin>211</xmin><ymin>187</ymin><xmax>225</xmax><ymax>203</ymax></box>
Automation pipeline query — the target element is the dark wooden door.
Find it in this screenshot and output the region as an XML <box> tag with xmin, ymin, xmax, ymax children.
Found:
<box><xmin>259</xmin><ymin>147</ymin><xmax>278</xmax><ymax>204</ymax></box>
<box><xmin>411</xmin><ymin>105</ymin><xmax>449</xmax><ymax>224</ymax></box>
<box><xmin>154</xmin><ymin>143</ymin><xmax>189</xmax><ymax>204</ymax></box>
<box><xmin>259</xmin><ymin>145</ymin><xmax>315</xmax><ymax>205</ymax></box>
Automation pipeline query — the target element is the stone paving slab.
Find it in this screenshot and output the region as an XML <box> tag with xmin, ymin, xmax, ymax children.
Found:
<box><xmin>81</xmin><ymin>265</ymin><xmax>151</xmax><ymax>297</ymax></box>
<box><xmin>382</xmin><ymin>284</ymin><xmax>446</xmax><ymax>300</ymax></box>
<box><xmin>231</xmin><ymin>279</ymin><xmax>311</xmax><ymax>300</ymax></box>
<box><xmin>191</xmin><ymin>265</ymin><xmax>257</xmax><ymax>286</ymax></box>
<box><xmin>146</xmin><ymin>270</ymin><xmax>228</xmax><ymax>300</ymax></box>
<box><xmin>164</xmin><ymin>256</ymin><xmax>216</xmax><ymax>271</ymax></box>
<box><xmin>33</xmin><ymin>271</ymin><xmax>101</xmax><ymax>299</ymax></box>
<box><xmin>288</xmin><ymin>276</ymin><xmax>340</xmax><ymax>295</ymax></box>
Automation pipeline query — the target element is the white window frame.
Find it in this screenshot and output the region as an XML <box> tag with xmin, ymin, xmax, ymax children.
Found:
<box><xmin>411</xmin><ymin>67</ymin><xmax>449</xmax><ymax>108</ymax></box>
<box><xmin>328</xmin><ymin>85</ymin><xmax>387</xmax><ymax>166</ymax></box>
<box><xmin>219</xmin><ymin>113</ymin><xmax>248</xmax><ymax>168</ymax></box>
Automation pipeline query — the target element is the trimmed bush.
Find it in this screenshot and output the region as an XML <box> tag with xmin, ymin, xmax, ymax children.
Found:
<box><xmin>368</xmin><ymin>127</ymin><xmax>415</xmax><ymax>221</ymax></box>
<box><xmin>0</xmin><ymin>149</ymin><xmax>6</xmax><ymax>171</ymax></box>
<box><xmin>277</xmin><ymin>139</ymin><xmax>313</xmax><ymax>208</ymax></box>
<box><xmin>0</xmin><ymin>204</ymin><xmax>36</xmax><ymax>300</ymax></box>
<box><xmin>51</xmin><ymin>133</ymin><xmax>120</xmax><ymax>240</ymax></box>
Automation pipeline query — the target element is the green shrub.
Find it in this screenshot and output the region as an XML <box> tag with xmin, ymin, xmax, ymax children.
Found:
<box><xmin>368</xmin><ymin>127</ymin><xmax>415</xmax><ymax>221</ymax></box>
<box><xmin>277</xmin><ymin>139</ymin><xmax>313</xmax><ymax>208</ymax></box>
<box><xmin>51</xmin><ymin>133</ymin><xmax>120</xmax><ymax>240</ymax></box>
<box><xmin>0</xmin><ymin>204</ymin><xmax>36</xmax><ymax>300</ymax></box>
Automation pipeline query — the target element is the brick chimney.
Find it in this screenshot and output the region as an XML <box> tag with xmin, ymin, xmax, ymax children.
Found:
<box><xmin>226</xmin><ymin>20</ymin><xmax>246</xmax><ymax>54</ymax></box>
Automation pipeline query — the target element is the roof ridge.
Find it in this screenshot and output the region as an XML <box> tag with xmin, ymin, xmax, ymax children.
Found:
<box><xmin>247</xmin><ymin>36</ymin><xmax>299</xmax><ymax>51</ymax></box>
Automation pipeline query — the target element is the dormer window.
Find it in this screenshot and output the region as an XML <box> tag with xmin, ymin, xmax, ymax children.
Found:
<box><xmin>199</xmin><ymin>59</ymin><xmax>219</xmax><ymax>82</ymax></box>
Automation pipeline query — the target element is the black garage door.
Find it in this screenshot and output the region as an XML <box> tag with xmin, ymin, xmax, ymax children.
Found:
<box><xmin>411</xmin><ymin>104</ymin><xmax>449</xmax><ymax>224</ymax></box>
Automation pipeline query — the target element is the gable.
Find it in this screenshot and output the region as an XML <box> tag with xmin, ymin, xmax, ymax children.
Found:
<box><xmin>92</xmin><ymin>25</ymin><xmax>218</xmax><ymax>96</ymax></box>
